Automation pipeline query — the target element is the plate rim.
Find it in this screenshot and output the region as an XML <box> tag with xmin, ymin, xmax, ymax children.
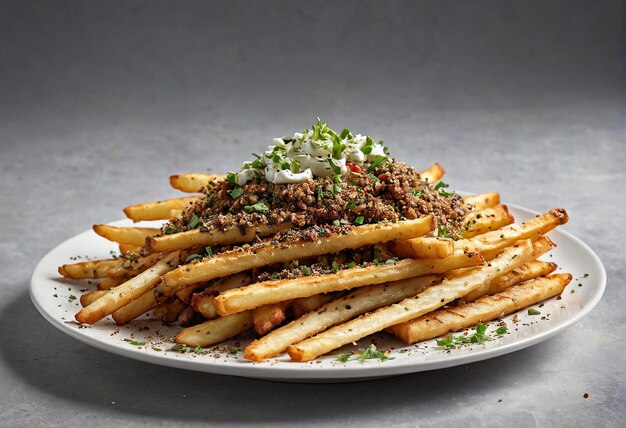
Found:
<box><xmin>29</xmin><ymin>201</ymin><xmax>607</xmax><ymax>380</ymax></box>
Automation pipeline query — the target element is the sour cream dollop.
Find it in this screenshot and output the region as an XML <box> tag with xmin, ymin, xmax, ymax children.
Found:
<box><xmin>231</xmin><ymin>120</ymin><xmax>390</xmax><ymax>185</ymax></box>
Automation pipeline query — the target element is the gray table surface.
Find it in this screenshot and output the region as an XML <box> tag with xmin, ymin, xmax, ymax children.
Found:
<box><xmin>1</xmin><ymin>1</ymin><xmax>624</xmax><ymax>427</ymax></box>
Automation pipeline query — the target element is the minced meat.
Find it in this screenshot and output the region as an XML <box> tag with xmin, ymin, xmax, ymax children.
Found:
<box><xmin>165</xmin><ymin>160</ymin><xmax>468</xmax><ymax>239</ymax></box>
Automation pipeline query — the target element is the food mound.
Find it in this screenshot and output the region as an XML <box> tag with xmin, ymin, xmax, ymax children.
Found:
<box><xmin>59</xmin><ymin>119</ymin><xmax>572</xmax><ymax>363</ymax></box>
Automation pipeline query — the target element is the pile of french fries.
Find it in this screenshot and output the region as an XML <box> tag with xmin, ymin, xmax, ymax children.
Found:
<box><xmin>60</xmin><ymin>164</ymin><xmax>572</xmax><ymax>362</ymax></box>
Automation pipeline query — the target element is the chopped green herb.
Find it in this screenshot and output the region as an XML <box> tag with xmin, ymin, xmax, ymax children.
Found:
<box><xmin>163</xmin><ymin>225</ymin><xmax>179</xmax><ymax>235</ymax></box>
<box><xmin>354</xmin><ymin>216</ymin><xmax>365</xmax><ymax>225</ymax></box>
<box><xmin>331</xmin><ymin>261</ymin><xmax>340</xmax><ymax>272</ymax></box>
<box><xmin>185</xmin><ymin>254</ymin><xmax>203</xmax><ymax>263</ymax></box>
<box><xmin>347</xmin><ymin>262</ymin><xmax>357</xmax><ymax>269</ymax></box>
<box><xmin>68</xmin><ymin>295</ymin><xmax>76</xmax><ymax>301</ymax></box>
<box><xmin>327</xmin><ymin>159</ymin><xmax>341</xmax><ymax>175</ymax></box>
<box><xmin>332</xmin><ymin>219</ymin><xmax>341</xmax><ymax>226</ymax></box>
<box><xmin>194</xmin><ymin>346</ymin><xmax>207</xmax><ymax>355</ymax></box>
<box><xmin>205</xmin><ymin>246</ymin><xmax>214</xmax><ymax>258</ymax></box>
<box><xmin>367</xmin><ymin>155</ymin><xmax>388</xmax><ymax>173</ymax></box>
<box><xmin>337</xmin><ymin>353</ymin><xmax>351</xmax><ymax>363</ymax></box>
<box><xmin>151</xmin><ymin>346</ymin><xmax>162</xmax><ymax>351</ymax></box>
<box><xmin>437</xmin><ymin>225</ymin><xmax>450</xmax><ymax>238</ymax></box>
<box><xmin>228</xmin><ymin>188</ymin><xmax>244</xmax><ymax>199</ymax></box>
<box><xmin>346</xmin><ymin>201</ymin><xmax>357</xmax><ymax>210</ymax></box>
<box><xmin>243</xmin><ymin>201</ymin><xmax>270</xmax><ymax>214</ymax></box>
<box><xmin>230</xmin><ymin>348</ymin><xmax>240</xmax><ymax>356</ymax></box>
<box><xmin>188</xmin><ymin>214</ymin><xmax>199</xmax><ymax>229</ymax></box>
<box><xmin>495</xmin><ymin>326</ymin><xmax>508</xmax><ymax>336</ymax></box>
<box><xmin>409</xmin><ymin>189</ymin><xmax>423</xmax><ymax>198</ymax></box>
<box><xmin>226</xmin><ymin>172</ymin><xmax>237</xmax><ymax>186</ymax></box>
<box><xmin>358</xmin><ymin>344</ymin><xmax>392</xmax><ymax>362</ymax></box>
<box><xmin>528</xmin><ymin>308</ymin><xmax>541</xmax><ymax>316</ymax></box>
<box><xmin>124</xmin><ymin>338</ymin><xmax>146</xmax><ymax>346</ymax></box>
<box><xmin>300</xmin><ymin>266</ymin><xmax>311</xmax><ymax>276</ymax></box>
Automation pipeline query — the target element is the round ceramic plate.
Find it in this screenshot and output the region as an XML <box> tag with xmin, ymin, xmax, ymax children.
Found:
<box><xmin>30</xmin><ymin>203</ymin><xmax>606</xmax><ymax>382</ymax></box>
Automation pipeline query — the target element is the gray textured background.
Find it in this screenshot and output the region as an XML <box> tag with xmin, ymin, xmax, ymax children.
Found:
<box><xmin>0</xmin><ymin>1</ymin><xmax>624</xmax><ymax>427</ymax></box>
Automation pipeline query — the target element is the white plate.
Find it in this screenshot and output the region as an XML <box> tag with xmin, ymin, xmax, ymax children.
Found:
<box><xmin>30</xmin><ymin>203</ymin><xmax>606</xmax><ymax>382</ymax></box>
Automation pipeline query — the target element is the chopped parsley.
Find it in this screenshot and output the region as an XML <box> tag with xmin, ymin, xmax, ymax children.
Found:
<box><xmin>243</xmin><ymin>201</ymin><xmax>270</xmax><ymax>214</ymax></box>
<box><xmin>528</xmin><ymin>308</ymin><xmax>541</xmax><ymax>316</ymax></box>
<box><xmin>228</xmin><ymin>188</ymin><xmax>244</xmax><ymax>199</ymax></box>
<box><xmin>434</xmin><ymin>181</ymin><xmax>453</xmax><ymax>198</ymax></box>
<box><xmin>358</xmin><ymin>344</ymin><xmax>392</xmax><ymax>362</ymax></box>
<box><xmin>163</xmin><ymin>225</ymin><xmax>179</xmax><ymax>235</ymax></box>
<box><xmin>436</xmin><ymin>324</ymin><xmax>492</xmax><ymax>348</ymax></box>
<box><xmin>354</xmin><ymin>216</ymin><xmax>365</xmax><ymax>225</ymax></box>
<box><xmin>188</xmin><ymin>214</ymin><xmax>200</xmax><ymax>228</ymax></box>
<box><xmin>331</xmin><ymin>261</ymin><xmax>340</xmax><ymax>272</ymax></box>
<box><xmin>337</xmin><ymin>353</ymin><xmax>352</xmax><ymax>363</ymax></box>
<box><xmin>68</xmin><ymin>295</ymin><xmax>77</xmax><ymax>301</ymax></box>
<box><xmin>124</xmin><ymin>338</ymin><xmax>146</xmax><ymax>346</ymax></box>
<box><xmin>300</xmin><ymin>266</ymin><xmax>311</xmax><ymax>276</ymax></box>
<box><xmin>347</xmin><ymin>261</ymin><xmax>357</xmax><ymax>269</ymax></box>
<box><xmin>409</xmin><ymin>188</ymin><xmax>423</xmax><ymax>198</ymax></box>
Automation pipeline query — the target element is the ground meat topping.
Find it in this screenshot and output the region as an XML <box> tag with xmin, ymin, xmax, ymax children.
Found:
<box><xmin>165</xmin><ymin>160</ymin><xmax>468</xmax><ymax>239</ymax></box>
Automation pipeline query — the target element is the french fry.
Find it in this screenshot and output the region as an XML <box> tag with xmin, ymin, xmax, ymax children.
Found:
<box><xmin>191</xmin><ymin>273</ymin><xmax>252</xmax><ymax>319</ymax></box>
<box><xmin>112</xmin><ymin>290</ymin><xmax>158</xmax><ymax>325</ymax></box>
<box><xmin>244</xmin><ymin>275</ymin><xmax>443</xmax><ymax>361</ymax></box>
<box><xmin>59</xmin><ymin>252</ymin><xmax>164</xmax><ymax>279</ymax></box>
<box><xmin>418</xmin><ymin>163</ymin><xmax>445</xmax><ymax>183</ymax></box>
<box><xmin>460</xmin><ymin>205</ymin><xmax>515</xmax><ymax>239</ymax></box>
<box><xmin>291</xmin><ymin>293</ymin><xmax>339</xmax><ymax>319</ymax></box>
<box><xmin>154</xmin><ymin>298</ymin><xmax>187</xmax><ymax>325</ymax></box>
<box><xmin>455</xmin><ymin>209</ymin><xmax>567</xmax><ymax>256</ymax></box>
<box><xmin>119</xmin><ymin>243</ymin><xmax>141</xmax><ymax>256</ymax></box>
<box><xmin>75</xmin><ymin>252</ymin><xmax>180</xmax><ymax>324</ymax></box>
<box><xmin>159</xmin><ymin>216</ymin><xmax>436</xmax><ymax>297</ymax></box>
<box><xmin>463</xmin><ymin>192</ymin><xmax>500</xmax><ymax>211</ymax></box>
<box><xmin>390</xmin><ymin>205</ymin><xmax>515</xmax><ymax>259</ymax></box>
<box><xmin>123</xmin><ymin>196</ymin><xmax>199</xmax><ymax>222</ymax></box>
<box><xmin>175</xmin><ymin>283</ymin><xmax>206</xmax><ymax>304</ymax></box>
<box><xmin>287</xmin><ymin>240</ymin><xmax>534</xmax><ymax>361</ymax></box>
<box><xmin>146</xmin><ymin>223</ymin><xmax>292</xmax><ymax>253</ymax></box>
<box><xmin>93</xmin><ymin>225</ymin><xmax>160</xmax><ymax>246</ymax></box>
<box><xmin>253</xmin><ymin>301</ymin><xmax>292</xmax><ymax>336</ymax></box>
<box><xmin>388</xmin><ymin>274</ymin><xmax>571</xmax><ymax>344</ymax></box>
<box><xmin>97</xmin><ymin>277</ymin><xmax>125</xmax><ymax>290</ymax></box>
<box><xmin>80</xmin><ymin>290</ymin><xmax>108</xmax><ymax>307</ymax></box>
<box><xmin>479</xmin><ymin>260</ymin><xmax>557</xmax><ymax>298</ymax></box>
<box><xmin>215</xmin><ymin>252</ymin><xmax>484</xmax><ymax>316</ymax></box>
<box><xmin>390</xmin><ymin>237</ymin><xmax>454</xmax><ymax>259</ymax></box>
<box><xmin>175</xmin><ymin>311</ymin><xmax>253</xmax><ymax>347</ymax></box>
<box><xmin>462</xmin><ymin>237</ymin><xmax>556</xmax><ymax>302</ymax></box>
<box><xmin>170</xmin><ymin>173</ymin><xmax>225</xmax><ymax>193</ymax></box>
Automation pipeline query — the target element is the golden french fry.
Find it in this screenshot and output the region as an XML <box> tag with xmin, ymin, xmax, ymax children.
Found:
<box><xmin>191</xmin><ymin>273</ymin><xmax>252</xmax><ymax>319</ymax></box>
<box><xmin>175</xmin><ymin>311</ymin><xmax>253</xmax><ymax>347</ymax></box>
<box><xmin>159</xmin><ymin>216</ymin><xmax>436</xmax><ymax>298</ymax></box>
<box><xmin>418</xmin><ymin>163</ymin><xmax>445</xmax><ymax>183</ymax></box>
<box><xmin>462</xmin><ymin>236</ymin><xmax>555</xmax><ymax>301</ymax></box>
<box><xmin>146</xmin><ymin>223</ymin><xmax>292</xmax><ymax>253</ymax></box>
<box><xmin>215</xmin><ymin>252</ymin><xmax>483</xmax><ymax>316</ymax></box>
<box><xmin>455</xmin><ymin>209</ymin><xmax>567</xmax><ymax>256</ymax></box>
<box><xmin>170</xmin><ymin>173</ymin><xmax>225</xmax><ymax>193</ymax></box>
<box><xmin>75</xmin><ymin>252</ymin><xmax>180</xmax><ymax>324</ymax></box>
<box><xmin>123</xmin><ymin>196</ymin><xmax>199</xmax><ymax>222</ymax></box>
<box><xmin>59</xmin><ymin>252</ymin><xmax>163</xmax><ymax>279</ymax></box>
<box><xmin>390</xmin><ymin>237</ymin><xmax>454</xmax><ymax>259</ymax></box>
<box><xmin>460</xmin><ymin>205</ymin><xmax>515</xmax><ymax>239</ymax></box>
<box><xmin>154</xmin><ymin>298</ymin><xmax>187</xmax><ymax>325</ymax></box>
<box><xmin>97</xmin><ymin>277</ymin><xmax>125</xmax><ymax>290</ymax></box>
<box><xmin>175</xmin><ymin>283</ymin><xmax>205</xmax><ymax>304</ymax></box>
<box><xmin>291</xmin><ymin>293</ymin><xmax>339</xmax><ymax>319</ymax></box>
<box><xmin>93</xmin><ymin>225</ymin><xmax>160</xmax><ymax>246</ymax></box>
<box><xmin>80</xmin><ymin>290</ymin><xmax>109</xmax><ymax>307</ymax></box>
<box><xmin>463</xmin><ymin>192</ymin><xmax>500</xmax><ymax>211</ymax></box>
<box><xmin>112</xmin><ymin>290</ymin><xmax>158</xmax><ymax>325</ymax></box>
<box><xmin>244</xmin><ymin>274</ymin><xmax>442</xmax><ymax>361</ymax></box>
<box><xmin>287</xmin><ymin>240</ymin><xmax>534</xmax><ymax>361</ymax></box>
<box><xmin>253</xmin><ymin>301</ymin><xmax>292</xmax><ymax>336</ymax></box>
<box><xmin>119</xmin><ymin>243</ymin><xmax>141</xmax><ymax>256</ymax></box>
<box><xmin>388</xmin><ymin>273</ymin><xmax>571</xmax><ymax>344</ymax></box>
